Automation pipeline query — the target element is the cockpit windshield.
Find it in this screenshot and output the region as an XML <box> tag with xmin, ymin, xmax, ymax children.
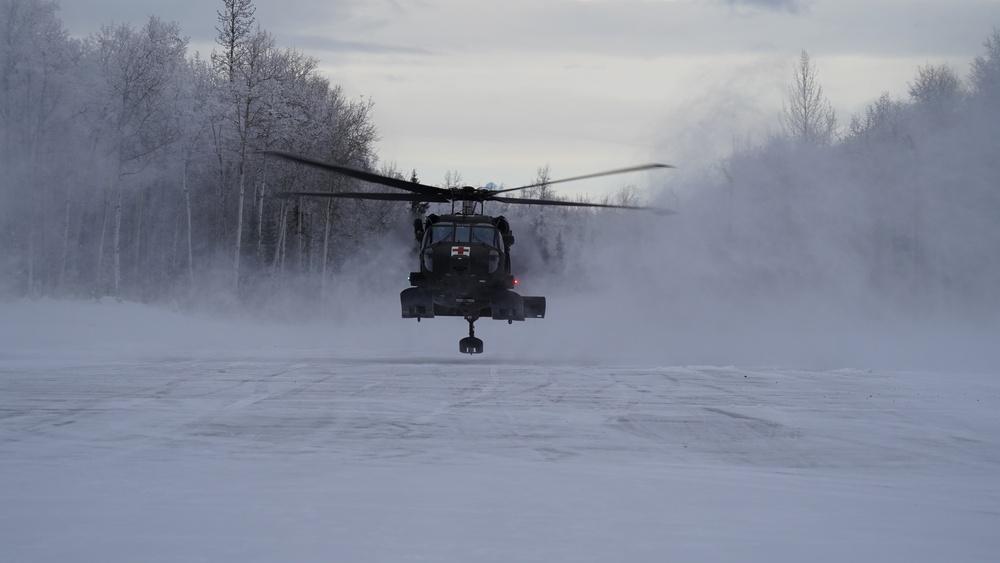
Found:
<box><xmin>427</xmin><ymin>223</ymin><xmax>500</xmax><ymax>248</ymax></box>
<box><xmin>471</xmin><ymin>226</ymin><xmax>499</xmax><ymax>246</ymax></box>
<box><xmin>429</xmin><ymin>224</ymin><xmax>454</xmax><ymax>244</ymax></box>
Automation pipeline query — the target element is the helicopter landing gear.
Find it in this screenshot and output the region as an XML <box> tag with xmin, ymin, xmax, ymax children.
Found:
<box><xmin>459</xmin><ymin>315</ymin><xmax>484</xmax><ymax>354</ymax></box>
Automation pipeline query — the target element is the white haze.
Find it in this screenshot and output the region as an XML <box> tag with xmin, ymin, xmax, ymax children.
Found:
<box><xmin>163</xmin><ymin>112</ymin><xmax>1000</xmax><ymax>372</ymax></box>
<box><xmin>269</xmin><ymin>110</ymin><xmax>1000</xmax><ymax>372</ymax></box>
<box><xmin>242</xmin><ymin>45</ymin><xmax>1000</xmax><ymax>374</ymax></box>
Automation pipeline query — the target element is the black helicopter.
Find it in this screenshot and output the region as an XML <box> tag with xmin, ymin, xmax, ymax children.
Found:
<box><xmin>265</xmin><ymin>150</ymin><xmax>672</xmax><ymax>354</ymax></box>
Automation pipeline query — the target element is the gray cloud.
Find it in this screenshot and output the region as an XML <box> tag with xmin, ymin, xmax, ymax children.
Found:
<box><xmin>294</xmin><ymin>36</ymin><xmax>433</xmax><ymax>56</ymax></box>
<box><xmin>717</xmin><ymin>0</ymin><xmax>808</xmax><ymax>14</ymax></box>
<box><xmin>55</xmin><ymin>1</ymin><xmax>1000</xmax><ymax>62</ymax></box>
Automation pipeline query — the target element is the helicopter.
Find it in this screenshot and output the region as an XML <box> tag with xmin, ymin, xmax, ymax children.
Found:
<box><xmin>265</xmin><ymin>150</ymin><xmax>673</xmax><ymax>354</ymax></box>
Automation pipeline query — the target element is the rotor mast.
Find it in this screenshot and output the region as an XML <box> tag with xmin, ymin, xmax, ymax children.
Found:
<box><xmin>451</xmin><ymin>187</ymin><xmax>486</xmax><ymax>215</ymax></box>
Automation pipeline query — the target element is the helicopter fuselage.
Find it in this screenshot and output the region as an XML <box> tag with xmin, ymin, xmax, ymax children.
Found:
<box><xmin>401</xmin><ymin>213</ymin><xmax>545</xmax><ymax>327</ymax></box>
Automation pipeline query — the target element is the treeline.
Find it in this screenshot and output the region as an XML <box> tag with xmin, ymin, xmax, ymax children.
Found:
<box><xmin>0</xmin><ymin>0</ymin><xmax>407</xmax><ymax>306</ymax></box>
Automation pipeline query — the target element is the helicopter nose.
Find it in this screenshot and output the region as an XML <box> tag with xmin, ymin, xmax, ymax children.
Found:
<box><xmin>451</xmin><ymin>255</ymin><xmax>469</xmax><ymax>272</ymax></box>
<box><xmin>450</xmin><ymin>245</ymin><xmax>472</xmax><ymax>272</ymax></box>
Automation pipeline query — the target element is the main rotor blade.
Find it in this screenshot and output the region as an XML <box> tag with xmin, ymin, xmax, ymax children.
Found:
<box><xmin>262</xmin><ymin>150</ymin><xmax>449</xmax><ymax>199</ymax></box>
<box><xmin>492</xmin><ymin>163</ymin><xmax>675</xmax><ymax>195</ymax></box>
<box><xmin>275</xmin><ymin>191</ymin><xmax>449</xmax><ymax>203</ymax></box>
<box><xmin>491</xmin><ymin>195</ymin><xmax>675</xmax><ymax>214</ymax></box>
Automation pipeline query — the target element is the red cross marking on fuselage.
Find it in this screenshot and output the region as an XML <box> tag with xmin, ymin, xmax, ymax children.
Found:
<box><xmin>453</xmin><ymin>246</ymin><xmax>470</xmax><ymax>256</ymax></box>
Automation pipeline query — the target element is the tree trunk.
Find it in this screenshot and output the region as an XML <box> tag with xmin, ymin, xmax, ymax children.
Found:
<box><xmin>233</xmin><ymin>156</ymin><xmax>245</xmax><ymax>294</ymax></box>
<box><xmin>182</xmin><ymin>161</ymin><xmax>195</xmax><ymax>290</ymax></box>
<box><xmin>59</xmin><ymin>177</ymin><xmax>71</xmax><ymax>293</ymax></box>
<box><xmin>296</xmin><ymin>203</ymin><xmax>304</xmax><ymax>274</ymax></box>
<box><xmin>134</xmin><ymin>183</ymin><xmax>145</xmax><ymax>300</ymax></box>
<box><xmin>95</xmin><ymin>186</ymin><xmax>111</xmax><ymax>297</ymax></box>
<box><xmin>25</xmin><ymin>136</ymin><xmax>40</xmax><ymax>297</ymax></box>
<box><xmin>212</xmin><ymin>122</ymin><xmax>229</xmax><ymax>246</ymax></box>
<box><xmin>272</xmin><ymin>199</ymin><xmax>289</xmax><ymax>286</ymax></box>
<box><xmin>256</xmin><ymin>158</ymin><xmax>267</xmax><ymax>261</ymax></box>
<box><xmin>113</xmin><ymin>170</ymin><xmax>123</xmax><ymax>303</ymax></box>
<box><xmin>321</xmin><ymin>199</ymin><xmax>332</xmax><ymax>295</ymax></box>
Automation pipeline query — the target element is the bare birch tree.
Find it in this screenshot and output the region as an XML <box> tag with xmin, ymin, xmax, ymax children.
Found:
<box><xmin>212</xmin><ymin>0</ymin><xmax>255</xmax><ymax>83</ymax></box>
<box><xmin>781</xmin><ymin>50</ymin><xmax>837</xmax><ymax>146</ymax></box>
<box><xmin>908</xmin><ymin>63</ymin><xmax>964</xmax><ymax>121</ymax></box>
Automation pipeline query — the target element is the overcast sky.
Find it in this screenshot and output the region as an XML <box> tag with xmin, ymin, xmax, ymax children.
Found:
<box><xmin>56</xmin><ymin>0</ymin><xmax>1000</xmax><ymax>194</ymax></box>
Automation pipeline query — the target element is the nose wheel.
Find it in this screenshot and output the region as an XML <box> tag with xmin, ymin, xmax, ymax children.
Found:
<box><xmin>459</xmin><ymin>316</ymin><xmax>484</xmax><ymax>354</ymax></box>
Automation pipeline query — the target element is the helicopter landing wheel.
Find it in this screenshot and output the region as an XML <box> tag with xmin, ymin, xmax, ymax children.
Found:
<box><xmin>460</xmin><ymin>316</ymin><xmax>484</xmax><ymax>354</ymax></box>
<box><xmin>460</xmin><ymin>336</ymin><xmax>483</xmax><ymax>354</ymax></box>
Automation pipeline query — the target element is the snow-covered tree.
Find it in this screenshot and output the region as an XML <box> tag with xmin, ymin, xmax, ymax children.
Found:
<box><xmin>0</xmin><ymin>0</ymin><xmax>77</xmax><ymax>296</ymax></box>
<box><xmin>970</xmin><ymin>27</ymin><xmax>1000</xmax><ymax>104</ymax></box>
<box><xmin>85</xmin><ymin>17</ymin><xmax>188</xmax><ymax>300</ymax></box>
<box><xmin>212</xmin><ymin>0</ymin><xmax>255</xmax><ymax>83</ymax></box>
<box><xmin>908</xmin><ymin>63</ymin><xmax>964</xmax><ymax>123</ymax></box>
<box><xmin>845</xmin><ymin>92</ymin><xmax>907</xmax><ymax>148</ymax></box>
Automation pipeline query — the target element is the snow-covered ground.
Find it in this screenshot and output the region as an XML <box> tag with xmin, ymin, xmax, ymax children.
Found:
<box><xmin>1</xmin><ymin>299</ymin><xmax>998</xmax><ymax>562</ymax></box>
